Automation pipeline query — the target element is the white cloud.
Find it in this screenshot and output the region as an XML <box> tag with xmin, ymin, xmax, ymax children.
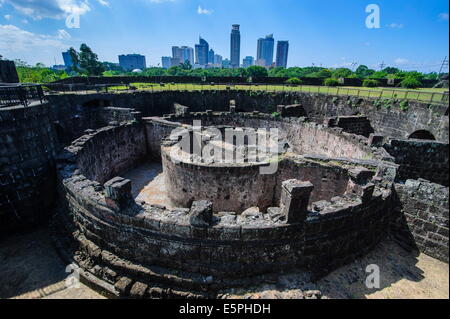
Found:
<box><xmin>439</xmin><ymin>13</ymin><xmax>449</xmax><ymax>21</ymax></box>
<box><xmin>3</xmin><ymin>0</ymin><xmax>91</xmax><ymax>20</ymax></box>
<box><xmin>197</xmin><ymin>5</ymin><xmax>213</xmax><ymax>15</ymax></box>
<box><xmin>96</xmin><ymin>0</ymin><xmax>109</xmax><ymax>7</ymax></box>
<box><xmin>394</xmin><ymin>58</ymin><xmax>409</xmax><ymax>65</ymax></box>
<box><xmin>387</xmin><ymin>23</ymin><xmax>404</xmax><ymax>29</ymax></box>
<box><xmin>0</xmin><ymin>24</ymin><xmax>67</xmax><ymax>53</ymax></box>
<box><xmin>4</xmin><ymin>14</ymin><xmax>12</xmax><ymax>20</ymax></box>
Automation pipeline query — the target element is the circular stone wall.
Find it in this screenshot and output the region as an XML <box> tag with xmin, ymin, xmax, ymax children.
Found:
<box><xmin>54</xmin><ymin>112</ymin><xmax>397</xmax><ymax>298</ymax></box>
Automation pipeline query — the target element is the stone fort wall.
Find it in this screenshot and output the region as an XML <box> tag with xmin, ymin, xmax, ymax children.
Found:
<box><xmin>55</xmin><ymin>120</ymin><xmax>394</xmax><ymax>297</ymax></box>
<box><xmin>46</xmin><ymin>91</ymin><xmax>449</xmax><ymax>142</ymax></box>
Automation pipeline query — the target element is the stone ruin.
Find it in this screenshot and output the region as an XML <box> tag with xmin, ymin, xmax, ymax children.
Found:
<box><xmin>0</xmin><ymin>90</ymin><xmax>448</xmax><ymax>298</ymax></box>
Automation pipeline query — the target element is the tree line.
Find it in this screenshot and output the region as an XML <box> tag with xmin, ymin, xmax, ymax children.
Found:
<box><xmin>14</xmin><ymin>44</ymin><xmax>445</xmax><ymax>89</ymax></box>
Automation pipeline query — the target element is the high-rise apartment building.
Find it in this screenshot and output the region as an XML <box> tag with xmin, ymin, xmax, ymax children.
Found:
<box><xmin>208</xmin><ymin>49</ymin><xmax>215</xmax><ymax>65</ymax></box>
<box><xmin>161</xmin><ymin>56</ymin><xmax>171</xmax><ymax>69</ymax></box>
<box><xmin>172</xmin><ymin>46</ymin><xmax>194</xmax><ymax>65</ymax></box>
<box><xmin>214</xmin><ymin>54</ymin><xmax>223</xmax><ymax>67</ymax></box>
<box><xmin>118</xmin><ymin>54</ymin><xmax>146</xmax><ymax>71</ymax></box>
<box><xmin>276</xmin><ymin>41</ymin><xmax>289</xmax><ymax>68</ymax></box>
<box><xmin>222</xmin><ymin>59</ymin><xmax>230</xmax><ymax>68</ymax></box>
<box><xmin>195</xmin><ymin>37</ymin><xmax>209</xmax><ymax>66</ymax></box>
<box><xmin>256</xmin><ymin>34</ymin><xmax>275</xmax><ymax>67</ymax></box>
<box><xmin>243</xmin><ymin>56</ymin><xmax>255</xmax><ymax>68</ymax></box>
<box><xmin>230</xmin><ymin>24</ymin><xmax>241</xmax><ymax>68</ymax></box>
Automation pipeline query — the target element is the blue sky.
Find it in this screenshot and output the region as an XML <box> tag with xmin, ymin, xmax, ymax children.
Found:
<box><xmin>0</xmin><ymin>0</ymin><xmax>448</xmax><ymax>72</ymax></box>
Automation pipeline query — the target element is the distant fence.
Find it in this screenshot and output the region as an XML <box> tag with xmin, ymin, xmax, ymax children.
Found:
<box><xmin>50</xmin><ymin>75</ymin><xmax>440</xmax><ymax>88</ymax></box>
<box><xmin>0</xmin><ymin>84</ymin><xmax>45</xmax><ymax>108</ymax></box>
<box><xmin>43</xmin><ymin>82</ymin><xmax>449</xmax><ymax>105</ymax></box>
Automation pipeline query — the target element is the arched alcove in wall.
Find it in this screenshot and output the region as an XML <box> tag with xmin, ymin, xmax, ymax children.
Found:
<box><xmin>408</xmin><ymin>130</ymin><xmax>436</xmax><ymax>140</ymax></box>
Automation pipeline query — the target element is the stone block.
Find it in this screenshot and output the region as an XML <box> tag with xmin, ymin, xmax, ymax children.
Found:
<box><xmin>114</xmin><ymin>277</ymin><xmax>133</xmax><ymax>295</ymax></box>
<box><xmin>280</xmin><ymin>179</ymin><xmax>314</xmax><ymax>224</ymax></box>
<box><xmin>130</xmin><ymin>281</ymin><xmax>148</xmax><ymax>299</ymax></box>
<box><xmin>348</xmin><ymin>167</ymin><xmax>374</xmax><ymax>185</ymax></box>
<box><xmin>189</xmin><ymin>200</ymin><xmax>213</xmax><ymax>228</ymax></box>
<box><xmin>104</xmin><ymin>177</ymin><xmax>132</xmax><ymax>211</ymax></box>
<box><xmin>368</xmin><ymin>134</ymin><xmax>385</xmax><ymax>147</ymax></box>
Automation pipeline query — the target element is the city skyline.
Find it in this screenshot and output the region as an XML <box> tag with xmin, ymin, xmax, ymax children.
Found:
<box><xmin>0</xmin><ymin>0</ymin><xmax>448</xmax><ymax>72</ymax></box>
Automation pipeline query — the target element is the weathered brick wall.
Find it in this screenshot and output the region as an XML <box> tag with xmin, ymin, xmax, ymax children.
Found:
<box><xmin>46</xmin><ymin>91</ymin><xmax>449</xmax><ymax>143</ymax></box>
<box><xmin>69</xmin><ymin>123</ymin><xmax>147</xmax><ymax>184</ymax></box>
<box><xmin>393</xmin><ymin>180</ymin><xmax>449</xmax><ymax>263</ymax></box>
<box><xmin>53</xmin><ymin>117</ymin><xmax>395</xmax><ymax>296</ymax></box>
<box><xmin>0</xmin><ymin>104</ymin><xmax>59</xmax><ymax>234</ymax></box>
<box><xmin>305</xmin><ymin>188</ymin><xmax>391</xmax><ymax>274</ymax></box>
<box><xmin>153</xmin><ymin>112</ymin><xmax>375</xmax><ymax>161</ymax></box>
<box><xmin>326</xmin><ymin>116</ymin><xmax>374</xmax><ymax>137</ymax></box>
<box><xmin>384</xmin><ymin>139</ymin><xmax>449</xmax><ymax>186</ymax></box>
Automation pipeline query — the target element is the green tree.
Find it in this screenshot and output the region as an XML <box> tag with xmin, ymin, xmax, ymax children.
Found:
<box><xmin>331</xmin><ymin>68</ymin><xmax>353</xmax><ymax>79</ymax></box>
<box><xmin>244</xmin><ymin>66</ymin><xmax>268</xmax><ymax>78</ymax></box>
<box><xmin>77</xmin><ymin>44</ymin><xmax>105</xmax><ymax>76</ymax></box>
<box><xmin>355</xmin><ymin>65</ymin><xmax>375</xmax><ymax>78</ymax></box>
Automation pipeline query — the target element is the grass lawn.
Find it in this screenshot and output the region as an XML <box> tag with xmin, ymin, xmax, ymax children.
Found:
<box><xmin>100</xmin><ymin>83</ymin><xmax>449</xmax><ymax>104</ymax></box>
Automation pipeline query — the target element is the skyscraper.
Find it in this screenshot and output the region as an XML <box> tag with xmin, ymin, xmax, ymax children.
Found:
<box><xmin>222</xmin><ymin>59</ymin><xmax>230</xmax><ymax>68</ymax></box>
<box><xmin>276</xmin><ymin>41</ymin><xmax>289</xmax><ymax>68</ymax></box>
<box><xmin>172</xmin><ymin>46</ymin><xmax>194</xmax><ymax>65</ymax></box>
<box><xmin>256</xmin><ymin>34</ymin><xmax>275</xmax><ymax>67</ymax></box>
<box><xmin>161</xmin><ymin>56</ymin><xmax>171</xmax><ymax>69</ymax></box>
<box><xmin>243</xmin><ymin>56</ymin><xmax>254</xmax><ymax>68</ymax></box>
<box><xmin>118</xmin><ymin>54</ymin><xmax>146</xmax><ymax>71</ymax></box>
<box><xmin>230</xmin><ymin>24</ymin><xmax>241</xmax><ymax>68</ymax></box>
<box><xmin>214</xmin><ymin>54</ymin><xmax>223</xmax><ymax>67</ymax></box>
<box><xmin>208</xmin><ymin>49</ymin><xmax>215</xmax><ymax>66</ymax></box>
<box><xmin>195</xmin><ymin>37</ymin><xmax>209</xmax><ymax>66</ymax></box>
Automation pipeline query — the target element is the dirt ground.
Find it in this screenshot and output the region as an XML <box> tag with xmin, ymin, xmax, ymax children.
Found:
<box><xmin>0</xmin><ymin>227</ymin><xmax>448</xmax><ymax>300</ymax></box>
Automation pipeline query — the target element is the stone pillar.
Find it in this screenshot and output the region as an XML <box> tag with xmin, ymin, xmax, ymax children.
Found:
<box><xmin>277</xmin><ymin>105</ymin><xmax>285</xmax><ymax>117</ymax></box>
<box><xmin>104</xmin><ymin>177</ymin><xmax>133</xmax><ymax>211</ymax></box>
<box><xmin>229</xmin><ymin>100</ymin><xmax>236</xmax><ymax>114</ymax></box>
<box><xmin>280</xmin><ymin>179</ymin><xmax>314</xmax><ymax>223</ymax></box>
<box><xmin>189</xmin><ymin>200</ymin><xmax>213</xmax><ymax>228</ymax></box>
<box><xmin>345</xmin><ymin>167</ymin><xmax>375</xmax><ymax>200</ymax></box>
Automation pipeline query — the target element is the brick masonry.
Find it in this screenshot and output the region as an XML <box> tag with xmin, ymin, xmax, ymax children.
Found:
<box><xmin>392</xmin><ymin>179</ymin><xmax>449</xmax><ymax>263</ymax></box>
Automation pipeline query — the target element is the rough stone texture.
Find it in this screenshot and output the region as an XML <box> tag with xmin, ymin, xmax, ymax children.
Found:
<box><xmin>53</xmin><ymin>112</ymin><xmax>395</xmax><ymax>297</ymax></box>
<box><xmin>1</xmin><ymin>89</ymin><xmax>448</xmax><ymax>298</ymax></box>
<box><xmin>280</xmin><ymin>180</ymin><xmax>314</xmax><ymax>223</ymax></box>
<box><xmin>0</xmin><ymin>60</ymin><xmax>19</xmax><ymax>83</ymax></box>
<box><xmin>384</xmin><ymin>138</ymin><xmax>449</xmax><ymax>186</ymax></box>
<box><xmin>392</xmin><ymin>179</ymin><xmax>449</xmax><ymax>263</ymax></box>
<box><xmin>0</xmin><ymin>104</ymin><xmax>59</xmax><ymax>234</ymax></box>
<box><xmin>69</xmin><ymin>123</ymin><xmax>147</xmax><ymax>184</ymax></box>
<box><xmin>104</xmin><ymin>177</ymin><xmax>133</xmax><ymax>211</ymax></box>
<box><xmin>325</xmin><ymin>116</ymin><xmax>374</xmax><ymax>137</ymax></box>
<box><xmin>46</xmin><ymin>91</ymin><xmax>449</xmax><ymax>142</ymax></box>
<box><xmin>189</xmin><ymin>200</ymin><xmax>213</xmax><ymax>228</ymax></box>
